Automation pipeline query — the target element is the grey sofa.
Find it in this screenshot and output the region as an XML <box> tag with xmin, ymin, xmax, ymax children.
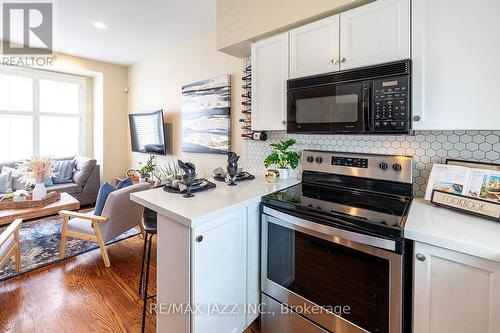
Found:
<box><xmin>0</xmin><ymin>156</ymin><xmax>100</xmax><ymax>206</ymax></box>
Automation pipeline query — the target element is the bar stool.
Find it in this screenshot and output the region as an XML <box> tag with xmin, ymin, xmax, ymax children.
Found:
<box><xmin>139</xmin><ymin>208</ymin><xmax>157</xmax><ymax>333</ymax></box>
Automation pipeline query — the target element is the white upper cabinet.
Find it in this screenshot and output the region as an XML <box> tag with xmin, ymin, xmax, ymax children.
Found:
<box><xmin>339</xmin><ymin>0</ymin><xmax>410</xmax><ymax>70</ymax></box>
<box><xmin>251</xmin><ymin>33</ymin><xmax>288</xmax><ymax>131</ymax></box>
<box><xmin>413</xmin><ymin>242</ymin><xmax>500</xmax><ymax>333</ymax></box>
<box><xmin>289</xmin><ymin>15</ymin><xmax>340</xmax><ymax>79</ymax></box>
<box><xmin>412</xmin><ymin>0</ymin><xmax>500</xmax><ymax>130</ymax></box>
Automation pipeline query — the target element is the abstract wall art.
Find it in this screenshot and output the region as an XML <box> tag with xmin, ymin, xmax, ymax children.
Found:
<box><xmin>181</xmin><ymin>75</ymin><xmax>231</xmax><ymax>154</ymax></box>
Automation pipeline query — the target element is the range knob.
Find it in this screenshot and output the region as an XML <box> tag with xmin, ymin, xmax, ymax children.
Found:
<box><xmin>306</xmin><ymin>156</ymin><xmax>314</xmax><ymax>163</ymax></box>
<box><xmin>315</xmin><ymin>156</ymin><xmax>323</xmax><ymax>164</ymax></box>
<box><xmin>392</xmin><ymin>163</ymin><xmax>402</xmax><ymax>172</ymax></box>
<box><xmin>379</xmin><ymin>162</ymin><xmax>388</xmax><ymax>171</ymax></box>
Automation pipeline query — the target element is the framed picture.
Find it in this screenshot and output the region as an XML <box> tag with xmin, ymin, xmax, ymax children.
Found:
<box><xmin>181</xmin><ymin>75</ymin><xmax>231</xmax><ymax>154</ymax></box>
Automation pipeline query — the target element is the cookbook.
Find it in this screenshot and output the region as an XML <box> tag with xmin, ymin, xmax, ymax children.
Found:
<box><xmin>425</xmin><ymin>164</ymin><xmax>500</xmax><ymax>203</ymax></box>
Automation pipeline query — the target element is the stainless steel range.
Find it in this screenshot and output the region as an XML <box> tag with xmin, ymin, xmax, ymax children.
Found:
<box><xmin>261</xmin><ymin>150</ymin><xmax>414</xmax><ymax>333</ymax></box>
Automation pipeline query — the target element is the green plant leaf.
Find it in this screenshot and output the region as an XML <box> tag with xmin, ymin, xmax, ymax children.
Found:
<box><xmin>264</xmin><ymin>151</ymin><xmax>279</xmax><ymax>168</ymax></box>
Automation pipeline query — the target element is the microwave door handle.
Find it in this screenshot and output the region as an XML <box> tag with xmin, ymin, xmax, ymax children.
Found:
<box><xmin>363</xmin><ymin>85</ymin><xmax>371</xmax><ymax>131</ymax></box>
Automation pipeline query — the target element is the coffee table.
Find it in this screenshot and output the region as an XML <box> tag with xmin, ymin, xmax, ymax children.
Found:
<box><xmin>0</xmin><ymin>192</ymin><xmax>80</xmax><ymax>226</ymax></box>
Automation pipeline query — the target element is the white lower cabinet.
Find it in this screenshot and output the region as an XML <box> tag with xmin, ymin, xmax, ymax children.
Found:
<box><xmin>413</xmin><ymin>242</ymin><xmax>500</xmax><ymax>333</ymax></box>
<box><xmin>191</xmin><ymin>203</ymin><xmax>260</xmax><ymax>333</ymax></box>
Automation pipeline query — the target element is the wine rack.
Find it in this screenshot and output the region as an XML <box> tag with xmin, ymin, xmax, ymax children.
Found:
<box><xmin>240</xmin><ymin>56</ymin><xmax>267</xmax><ymax>141</ymax></box>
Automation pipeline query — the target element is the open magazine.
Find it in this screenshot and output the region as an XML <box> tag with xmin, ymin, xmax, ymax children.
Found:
<box><xmin>425</xmin><ymin>164</ymin><xmax>500</xmax><ymax>203</ymax></box>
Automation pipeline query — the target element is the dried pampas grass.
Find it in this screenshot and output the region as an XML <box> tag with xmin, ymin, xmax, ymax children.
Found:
<box><xmin>16</xmin><ymin>156</ymin><xmax>55</xmax><ymax>185</ymax></box>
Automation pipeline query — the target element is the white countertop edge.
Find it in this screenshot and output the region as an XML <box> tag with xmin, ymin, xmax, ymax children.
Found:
<box><xmin>405</xmin><ymin>199</ymin><xmax>500</xmax><ymax>263</ymax></box>
<box><xmin>130</xmin><ymin>177</ymin><xmax>300</xmax><ymax>228</ymax></box>
<box><xmin>130</xmin><ymin>191</ymin><xmax>193</xmax><ymax>227</ymax></box>
<box><xmin>405</xmin><ymin>228</ymin><xmax>500</xmax><ymax>263</ymax></box>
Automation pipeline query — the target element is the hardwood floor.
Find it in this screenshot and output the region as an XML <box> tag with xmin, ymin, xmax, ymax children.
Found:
<box><xmin>0</xmin><ymin>233</ymin><xmax>260</xmax><ymax>333</ymax></box>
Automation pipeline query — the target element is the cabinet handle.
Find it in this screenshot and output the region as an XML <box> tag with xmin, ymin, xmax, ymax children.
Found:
<box><xmin>416</xmin><ymin>253</ymin><xmax>426</xmax><ymax>262</ymax></box>
<box><xmin>340</xmin><ymin>57</ymin><xmax>346</xmax><ymax>63</ymax></box>
<box><xmin>413</xmin><ymin>115</ymin><xmax>421</xmax><ymax>122</ymax></box>
<box><xmin>196</xmin><ymin>235</ymin><xmax>203</xmax><ymax>243</ymax></box>
<box><xmin>330</xmin><ymin>58</ymin><xmax>338</xmax><ymax>64</ymax></box>
<box><xmin>282</xmin><ymin>120</ymin><xmax>287</xmax><ymax>125</ymax></box>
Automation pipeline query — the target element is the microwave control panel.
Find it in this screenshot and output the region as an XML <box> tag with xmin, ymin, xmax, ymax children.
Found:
<box><xmin>373</xmin><ymin>76</ymin><xmax>410</xmax><ymax>132</ymax></box>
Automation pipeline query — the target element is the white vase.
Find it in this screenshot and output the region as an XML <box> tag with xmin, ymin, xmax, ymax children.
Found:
<box><xmin>32</xmin><ymin>182</ymin><xmax>47</xmax><ymax>200</ymax></box>
<box><xmin>278</xmin><ymin>168</ymin><xmax>290</xmax><ymax>180</ymax></box>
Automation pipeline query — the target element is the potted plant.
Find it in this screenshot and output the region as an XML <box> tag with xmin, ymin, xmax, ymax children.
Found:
<box><xmin>157</xmin><ymin>160</ymin><xmax>183</xmax><ymax>186</ymax></box>
<box><xmin>17</xmin><ymin>156</ymin><xmax>55</xmax><ymax>200</ymax></box>
<box><xmin>137</xmin><ymin>155</ymin><xmax>156</xmax><ymax>182</ymax></box>
<box><xmin>263</xmin><ymin>139</ymin><xmax>300</xmax><ymax>180</ymax></box>
<box><xmin>13</xmin><ymin>190</ymin><xmax>29</xmax><ymax>202</ymax></box>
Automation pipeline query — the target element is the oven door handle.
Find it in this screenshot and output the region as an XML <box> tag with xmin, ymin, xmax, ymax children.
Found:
<box><xmin>263</xmin><ymin>206</ymin><xmax>397</xmax><ymax>253</ymax></box>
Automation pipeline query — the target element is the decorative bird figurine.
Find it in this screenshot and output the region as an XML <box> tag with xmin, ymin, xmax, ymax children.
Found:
<box><xmin>226</xmin><ymin>152</ymin><xmax>240</xmax><ymax>186</ymax></box>
<box><xmin>178</xmin><ymin>160</ymin><xmax>197</xmax><ymax>197</ymax></box>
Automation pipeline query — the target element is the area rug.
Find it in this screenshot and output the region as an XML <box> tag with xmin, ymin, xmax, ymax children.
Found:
<box><xmin>0</xmin><ymin>210</ymin><xmax>140</xmax><ymax>282</ymax></box>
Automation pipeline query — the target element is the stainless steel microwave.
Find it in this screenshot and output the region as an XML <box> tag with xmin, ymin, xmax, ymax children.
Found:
<box><xmin>287</xmin><ymin>60</ymin><xmax>411</xmax><ymax>134</ymax></box>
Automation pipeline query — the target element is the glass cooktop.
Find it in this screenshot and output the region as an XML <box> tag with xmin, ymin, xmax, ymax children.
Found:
<box><xmin>262</xmin><ymin>183</ymin><xmax>412</xmax><ymax>240</ymax></box>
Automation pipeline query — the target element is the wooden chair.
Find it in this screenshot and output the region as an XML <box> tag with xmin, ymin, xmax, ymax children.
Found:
<box><xmin>0</xmin><ymin>218</ymin><xmax>22</xmax><ymax>272</ymax></box>
<box><xmin>59</xmin><ymin>183</ymin><xmax>150</xmax><ymax>267</ymax></box>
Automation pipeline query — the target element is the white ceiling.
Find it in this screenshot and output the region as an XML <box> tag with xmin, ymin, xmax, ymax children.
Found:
<box><xmin>52</xmin><ymin>0</ymin><xmax>215</xmax><ymax>66</ymax></box>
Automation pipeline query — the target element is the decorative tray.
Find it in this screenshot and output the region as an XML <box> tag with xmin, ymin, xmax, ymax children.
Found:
<box><xmin>163</xmin><ymin>178</ymin><xmax>217</xmax><ymax>194</ymax></box>
<box><xmin>214</xmin><ymin>171</ymin><xmax>256</xmax><ymax>183</ymax></box>
<box><xmin>0</xmin><ymin>191</ymin><xmax>61</xmax><ymax>210</ymax></box>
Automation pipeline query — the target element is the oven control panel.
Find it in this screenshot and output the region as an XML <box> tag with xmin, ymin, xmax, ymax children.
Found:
<box><xmin>331</xmin><ymin>156</ymin><xmax>368</xmax><ymax>168</ymax></box>
<box><xmin>302</xmin><ymin>150</ymin><xmax>413</xmax><ymax>184</ymax></box>
<box><xmin>373</xmin><ymin>76</ymin><xmax>410</xmax><ymax>132</ymax></box>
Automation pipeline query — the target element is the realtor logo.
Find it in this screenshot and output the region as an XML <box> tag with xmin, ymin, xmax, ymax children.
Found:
<box><xmin>2</xmin><ymin>2</ymin><xmax>53</xmax><ymax>54</ymax></box>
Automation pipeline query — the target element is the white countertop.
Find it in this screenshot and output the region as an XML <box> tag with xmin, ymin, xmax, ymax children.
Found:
<box><xmin>406</xmin><ymin>198</ymin><xmax>500</xmax><ymax>262</ymax></box>
<box><xmin>130</xmin><ymin>176</ymin><xmax>300</xmax><ymax>228</ymax></box>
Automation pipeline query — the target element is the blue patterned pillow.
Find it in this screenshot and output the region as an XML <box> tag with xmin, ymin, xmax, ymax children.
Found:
<box><xmin>0</xmin><ymin>171</ymin><xmax>13</xmax><ymax>194</ymax></box>
<box><xmin>94</xmin><ymin>183</ymin><xmax>117</xmax><ymax>216</ymax></box>
<box><xmin>52</xmin><ymin>159</ymin><xmax>76</xmax><ymax>184</ymax></box>
<box><xmin>116</xmin><ymin>177</ymin><xmax>133</xmax><ymax>189</ymax></box>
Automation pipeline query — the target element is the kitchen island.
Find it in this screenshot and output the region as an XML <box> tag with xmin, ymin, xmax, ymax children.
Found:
<box><xmin>130</xmin><ymin>177</ymin><xmax>300</xmax><ymax>333</ymax></box>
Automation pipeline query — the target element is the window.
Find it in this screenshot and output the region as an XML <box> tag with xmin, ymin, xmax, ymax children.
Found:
<box><xmin>0</xmin><ymin>67</ymin><xmax>86</xmax><ymax>161</ymax></box>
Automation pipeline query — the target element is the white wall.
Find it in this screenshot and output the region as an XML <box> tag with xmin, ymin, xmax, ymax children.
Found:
<box><xmin>127</xmin><ymin>31</ymin><xmax>245</xmax><ymax>178</ymax></box>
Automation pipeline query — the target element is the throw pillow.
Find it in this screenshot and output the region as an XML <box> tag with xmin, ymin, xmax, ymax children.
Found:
<box><xmin>94</xmin><ymin>183</ymin><xmax>117</xmax><ymax>216</ymax></box>
<box><xmin>52</xmin><ymin>159</ymin><xmax>77</xmax><ymax>184</ymax></box>
<box><xmin>0</xmin><ymin>172</ymin><xmax>13</xmax><ymax>194</ymax></box>
<box><xmin>43</xmin><ymin>177</ymin><xmax>54</xmax><ymax>186</ymax></box>
<box><xmin>1</xmin><ymin>166</ymin><xmax>27</xmax><ymax>191</ymax></box>
<box><xmin>72</xmin><ymin>155</ymin><xmax>97</xmax><ymax>186</ymax></box>
<box><xmin>116</xmin><ymin>177</ymin><xmax>133</xmax><ymax>189</ymax></box>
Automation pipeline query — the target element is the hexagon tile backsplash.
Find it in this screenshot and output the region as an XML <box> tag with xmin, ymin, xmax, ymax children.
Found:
<box><xmin>246</xmin><ymin>130</ymin><xmax>500</xmax><ymax>197</ymax></box>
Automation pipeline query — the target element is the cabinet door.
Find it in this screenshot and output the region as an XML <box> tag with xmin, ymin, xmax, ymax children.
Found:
<box><xmin>340</xmin><ymin>0</ymin><xmax>410</xmax><ymax>70</ymax></box>
<box><xmin>251</xmin><ymin>33</ymin><xmax>288</xmax><ymax>131</ymax></box>
<box><xmin>412</xmin><ymin>0</ymin><xmax>500</xmax><ymax>129</ymax></box>
<box><xmin>289</xmin><ymin>15</ymin><xmax>340</xmax><ymax>78</ymax></box>
<box><xmin>192</xmin><ymin>209</ymin><xmax>246</xmax><ymax>333</ymax></box>
<box><xmin>413</xmin><ymin>242</ymin><xmax>500</xmax><ymax>333</ymax></box>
